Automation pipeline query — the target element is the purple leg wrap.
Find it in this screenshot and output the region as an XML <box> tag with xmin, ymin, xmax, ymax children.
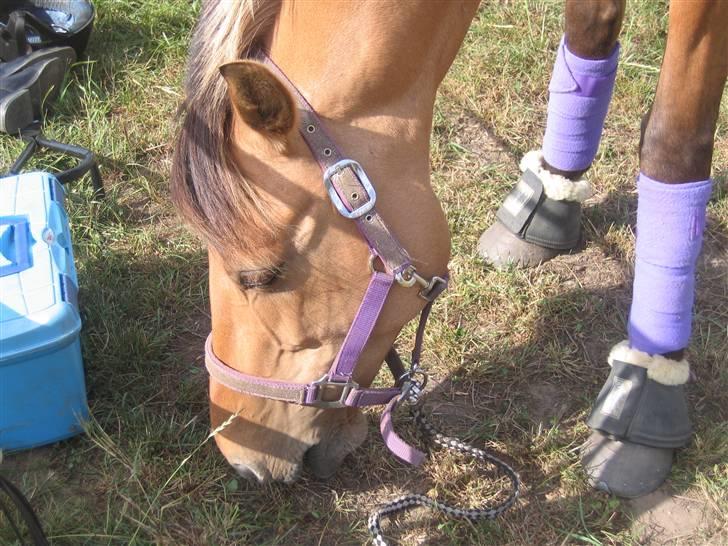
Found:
<box><xmin>628</xmin><ymin>174</ymin><xmax>713</xmax><ymax>355</ymax></box>
<box><xmin>542</xmin><ymin>36</ymin><xmax>620</xmax><ymax>172</ymax></box>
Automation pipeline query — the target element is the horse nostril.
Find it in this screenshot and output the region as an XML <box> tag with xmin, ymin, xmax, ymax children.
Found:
<box><xmin>232</xmin><ymin>463</ymin><xmax>266</xmax><ymax>483</ymax></box>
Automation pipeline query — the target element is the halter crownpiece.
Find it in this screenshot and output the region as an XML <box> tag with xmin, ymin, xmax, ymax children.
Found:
<box><xmin>203</xmin><ymin>50</ymin><xmax>448</xmax><ymax>464</ymax></box>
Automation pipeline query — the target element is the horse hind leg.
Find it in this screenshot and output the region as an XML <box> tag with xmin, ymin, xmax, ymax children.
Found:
<box><xmin>583</xmin><ymin>0</ymin><xmax>728</xmax><ymax>498</ymax></box>
<box><xmin>478</xmin><ymin>0</ymin><xmax>625</xmax><ymax>268</ymax></box>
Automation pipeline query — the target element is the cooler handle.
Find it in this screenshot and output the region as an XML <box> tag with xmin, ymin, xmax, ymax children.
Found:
<box><xmin>0</xmin><ymin>216</ymin><xmax>32</xmax><ymax>278</ymax></box>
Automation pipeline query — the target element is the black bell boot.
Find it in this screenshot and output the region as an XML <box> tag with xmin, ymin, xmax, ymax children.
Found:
<box><xmin>581</xmin><ymin>341</ymin><xmax>692</xmax><ymax>498</ymax></box>
<box><xmin>478</xmin><ymin>150</ymin><xmax>591</xmax><ymax>268</ymax></box>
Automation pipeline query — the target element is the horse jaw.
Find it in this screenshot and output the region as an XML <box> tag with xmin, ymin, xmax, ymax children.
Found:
<box><xmin>305</xmin><ymin>409</ymin><xmax>368</xmax><ymax>479</ymax></box>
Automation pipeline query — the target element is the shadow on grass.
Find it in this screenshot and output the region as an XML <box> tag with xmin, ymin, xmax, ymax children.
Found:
<box><xmin>77</xmin><ymin>246</ymin><xmax>208</xmax><ymax>404</ymax></box>
<box><xmin>357</xmin><ymin>277</ymin><xmax>725</xmax><ymax>544</ymax></box>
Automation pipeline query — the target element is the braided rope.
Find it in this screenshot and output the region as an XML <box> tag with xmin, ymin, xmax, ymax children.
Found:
<box><xmin>367</xmin><ymin>390</ymin><xmax>520</xmax><ymax>545</ymax></box>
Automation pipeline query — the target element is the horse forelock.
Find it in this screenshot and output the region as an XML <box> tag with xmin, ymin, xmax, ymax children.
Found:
<box><xmin>171</xmin><ymin>0</ymin><xmax>283</xmax><ymax>260</ymax></box>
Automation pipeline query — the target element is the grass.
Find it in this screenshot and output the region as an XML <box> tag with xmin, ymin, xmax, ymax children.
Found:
<box><xmin>1</xmin><ymin>0</ymin><xmax>726</xmax><ymax>544</ymax></box>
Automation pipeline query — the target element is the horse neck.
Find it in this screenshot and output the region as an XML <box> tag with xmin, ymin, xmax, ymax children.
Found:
<box><xmin>265</xmin><ymin>1</ymin><xmax>479</xmax><ymax>125</ymax></box>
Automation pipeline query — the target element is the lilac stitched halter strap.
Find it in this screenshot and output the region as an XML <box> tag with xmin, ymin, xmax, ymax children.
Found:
<box><xmin>203</xmin><ymin>50</ymin><xmax>448</xmax><ymax>465</ymax></box>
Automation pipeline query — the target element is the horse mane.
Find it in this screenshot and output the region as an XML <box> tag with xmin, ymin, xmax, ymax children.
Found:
<box><xmin>171</xmin><ymin>0</ymin><xmax>282</xmax><ymax>259</ymax></box>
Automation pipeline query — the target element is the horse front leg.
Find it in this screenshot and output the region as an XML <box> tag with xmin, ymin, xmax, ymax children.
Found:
<box><xmin>479</xmin><ymin>0</ymin><xmax>625</xmax><ymax>267</ymax></box>
<box><xmin>582</xmin><ymin>0</ymin><xmax>728</xmax><ymax>498</ymax></box>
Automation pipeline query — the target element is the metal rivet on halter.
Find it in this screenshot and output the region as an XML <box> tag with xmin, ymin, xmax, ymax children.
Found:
<box><xmin>323</xmin><ymin>148</ymin><xmax>332</xmax><ymax>156</ymax></box>
<box><xmin>306</xmin><ymin>124</ymin><xmax>316</xmax><ymax>133</ymax></box>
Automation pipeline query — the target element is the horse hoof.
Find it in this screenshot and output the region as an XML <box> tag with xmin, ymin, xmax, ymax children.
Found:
<box><xmin>580</xmin><ymin>431</ymin><xmax>673</xmax><ymax>498</ymax></box>
<box><xmin>478</xmin><ymin>220</ymin><xmax>563</xmax><ymax>269</ymax></box>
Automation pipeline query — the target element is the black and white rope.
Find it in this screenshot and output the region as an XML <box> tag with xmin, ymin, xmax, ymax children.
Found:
<box><xmin>368</xmin><ymin>385</ymin><xmax>520</xmax><ymax>545</ymax></box>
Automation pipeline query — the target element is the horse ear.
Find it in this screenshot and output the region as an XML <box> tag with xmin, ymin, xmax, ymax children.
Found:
<box><xmin>219</xmin><ymin>61</ymin><xmax>297</xmax><ymax>137</ymax></box>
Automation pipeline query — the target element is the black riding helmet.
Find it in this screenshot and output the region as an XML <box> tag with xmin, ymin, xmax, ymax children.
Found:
<box><xmin>0</xmin><ymin>1</ymin><xmax>95</xmax><ymax>59</ymax></box>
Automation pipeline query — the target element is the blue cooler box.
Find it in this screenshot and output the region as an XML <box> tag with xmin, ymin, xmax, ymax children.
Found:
<box><xmin>0</xmin><ymin>172</ymin><xmax>89</xmax><ymax>451</ymax></box>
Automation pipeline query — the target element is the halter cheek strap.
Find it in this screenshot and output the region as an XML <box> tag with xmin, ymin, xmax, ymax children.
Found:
<box><xmin>203</xmin><ymin>51</ymin><xmax>449</xmax><ymax>465</ymax></box>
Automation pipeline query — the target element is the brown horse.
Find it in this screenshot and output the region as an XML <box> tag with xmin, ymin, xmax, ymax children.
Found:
<box><xmin>171</xmin><ymin>0</ymin><xmax>727</xmax><ymax>493</ymax></box>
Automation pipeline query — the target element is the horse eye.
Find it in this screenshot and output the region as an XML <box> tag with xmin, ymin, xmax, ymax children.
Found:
<box><xmin>237</xmin><ymin>264</ymin><xmax>284</xmax><ymax>289</ymax></box>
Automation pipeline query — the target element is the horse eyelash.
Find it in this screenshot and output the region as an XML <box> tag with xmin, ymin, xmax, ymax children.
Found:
<box><xmin>237</xmin><ymin>264</ymin><xmax>286</xmax><ymax>290</ymax></box>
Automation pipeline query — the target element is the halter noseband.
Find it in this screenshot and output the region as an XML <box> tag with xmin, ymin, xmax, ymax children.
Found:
<box><xmin>203</xmin><ymin>52</ymin><xmax>448</xmax><ymax>464</ymax></box>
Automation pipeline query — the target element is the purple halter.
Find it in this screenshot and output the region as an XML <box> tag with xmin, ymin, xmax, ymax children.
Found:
<box><xmin>204</xmin><ymin>52</ymin><xmax>448</xmax><ymax>464</ymax></box>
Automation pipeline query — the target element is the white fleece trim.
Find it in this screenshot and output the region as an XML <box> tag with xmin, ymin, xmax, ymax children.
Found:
<box><xmin>519</xmin><ymin>150</ymin><xmax>593</xmax><ymax>203</ymax></box>
<box><xmin>608</xmin><ymin>340</ymin><xmax>690</xmax><ymax>386</ymax></box>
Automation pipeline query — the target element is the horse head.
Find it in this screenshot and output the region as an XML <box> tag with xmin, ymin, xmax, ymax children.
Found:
<box><xmin>171</xmin><ymin>0</ymin><xmax>478</xmax><ymax>483</ymax></box>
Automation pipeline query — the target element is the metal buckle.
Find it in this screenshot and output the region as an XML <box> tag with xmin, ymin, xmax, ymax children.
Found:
<box><xmin>311</xmin><ymin>375</ymin><xmax>359</xmax><ymax>409</ymax></box>
<box><xmin>323</xmin><ymin>159</ymin><xmax>377</xmax><ymax>219</ymax></box>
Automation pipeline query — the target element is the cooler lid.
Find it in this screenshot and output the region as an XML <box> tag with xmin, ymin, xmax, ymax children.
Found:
<box><xmin>0</xmin><ymin>173</ymin><xmax>81</xmax><ymax>363</ymax></box>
